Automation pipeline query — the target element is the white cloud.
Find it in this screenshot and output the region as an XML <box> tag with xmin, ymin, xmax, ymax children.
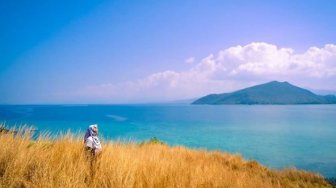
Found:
<box><xmin>185</xmin><ymin>57</ymin><xmax>195</xmax><ymax>64</ymax></box>
<box><xmin>76</xmin><ymin>42</ymin><xmax>336</xmax><ymax>102</ymax></box>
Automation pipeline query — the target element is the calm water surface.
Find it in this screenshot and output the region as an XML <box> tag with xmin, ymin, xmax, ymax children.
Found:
<box><xmin>1</xmin><ymin>104</ymin><xmax>335</xmax><ymax>177</ymax></box>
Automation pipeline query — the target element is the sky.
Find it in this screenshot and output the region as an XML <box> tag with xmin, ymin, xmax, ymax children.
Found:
<box><xmin>1</xmin><ymin>0</ymin><xmax>336</xmax><ymax>104</ymax></box>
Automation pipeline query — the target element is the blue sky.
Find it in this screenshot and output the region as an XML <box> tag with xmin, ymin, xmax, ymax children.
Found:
<box><xmin>1</xmin><ymin>0</ymin><xmax>336</xmax><ymax>103</ymax></box>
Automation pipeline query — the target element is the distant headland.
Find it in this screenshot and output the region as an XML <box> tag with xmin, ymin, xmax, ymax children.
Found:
<box><xmin>192</xmin><ymin>81</ymin><xmax>336</xmax><ymax>105</ymax></box>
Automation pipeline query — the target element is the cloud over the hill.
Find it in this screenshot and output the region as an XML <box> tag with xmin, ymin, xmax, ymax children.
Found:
<box><xmin>77</xmin><ymin>42</ymin><xmax>336</xmax><ymax>102</ymax></box>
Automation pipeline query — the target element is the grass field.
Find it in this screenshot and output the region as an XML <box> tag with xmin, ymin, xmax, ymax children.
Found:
<box><xmin>0</xmin><ymin>127</ymin><xmax>332</xmax><ymax>188</ymax></box>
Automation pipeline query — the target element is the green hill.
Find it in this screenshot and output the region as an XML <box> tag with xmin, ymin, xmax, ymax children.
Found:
<box><xmin>192</xmin><ymin>81</ymin><xmax>336</xmax><ymax>105</ymax></box>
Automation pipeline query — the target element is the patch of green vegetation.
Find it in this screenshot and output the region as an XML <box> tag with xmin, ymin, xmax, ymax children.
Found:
<box><xmin>140</xmin><ymin>137</ymin><xmax>165</xmax><ymax>145</ymax></box>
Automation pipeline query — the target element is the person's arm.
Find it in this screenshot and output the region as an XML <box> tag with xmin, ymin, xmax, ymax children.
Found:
<box><xmin>85</xmin><ymin>137</ymin><xmax>94</xmax><ymax>149</ymax></box>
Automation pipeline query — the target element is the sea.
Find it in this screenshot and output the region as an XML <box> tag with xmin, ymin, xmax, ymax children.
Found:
<box><xmin>0</xmin><ymin>104</ymin><xmax>335</xmax><ymax>178</ymax></box>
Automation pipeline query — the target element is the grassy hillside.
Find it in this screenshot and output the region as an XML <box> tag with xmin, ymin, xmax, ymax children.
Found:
<box><xmin>0</xmin><ymin>129</ymin><xmax>331</xmax><ymax>188</ymax></box>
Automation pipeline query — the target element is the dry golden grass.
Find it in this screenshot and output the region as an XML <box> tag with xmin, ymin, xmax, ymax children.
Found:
<box><xmin>0</xmin><ymin>129</ymin><xmax>331</xmax><ymax>188</ymax></box>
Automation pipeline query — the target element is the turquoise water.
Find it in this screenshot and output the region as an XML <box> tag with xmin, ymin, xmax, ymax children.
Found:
<box><xmin>1</xmin><ymin>104</ymin><xmax>335</xmax><ymax>177</ymax></box>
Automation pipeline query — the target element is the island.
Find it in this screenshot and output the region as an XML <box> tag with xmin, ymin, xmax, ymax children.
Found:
<box><xmin>192</xmin><ymin>81</ymin><xmax>336</xmax><ymax>105</ymax></box>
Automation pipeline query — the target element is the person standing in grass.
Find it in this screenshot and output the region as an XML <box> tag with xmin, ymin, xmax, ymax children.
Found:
<box><xmin>84</xmin><ymin>124</ymin><xmax>102</xmax><ymax>156</ymax></box>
